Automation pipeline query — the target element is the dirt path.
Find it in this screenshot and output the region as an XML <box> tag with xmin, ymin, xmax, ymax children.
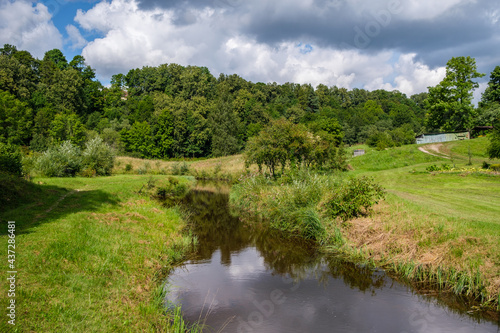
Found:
<box><xmin>418</xmin><ymin>143</ymin><xmax>450</xmax><ymax>159</ymax></box>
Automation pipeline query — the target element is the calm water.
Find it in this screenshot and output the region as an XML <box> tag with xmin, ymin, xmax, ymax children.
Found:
<box><xmin>165</xmin><ymin>185</ymin><xmax>500</xmax><ymax>333</ymax></box>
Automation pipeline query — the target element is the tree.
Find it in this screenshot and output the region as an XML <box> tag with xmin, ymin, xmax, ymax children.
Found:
<box><xmin>210</xmin><ymin>98</ymin><xmax>241</xmax><ymax>157</ymax></box>
<box><xmin>44</xmin><ymin>49</ymin><xmax>68</xmax><ymax>70</ymax></box>
<box><xmin>426</xmin><ymin>56</ymin><xmax>484</xmax><ymax>132</ymax></box>
<box><xmin>0</xmin><ymin>90</ymin><xmax>33</xmax><ymax>145</ymax></box>
<box><xmin>49</xmin><ymin>113</ymin><xmax>86</xmax><ymax>146</ymax></box>
<box><xmin>487</xmin><ymin>117</ymin><xmax>500</xmax><ymax>159</ymax></box>
<box><xmin>152</xmin><ymin>109</ymin><xmax>175</xmax><ymax>158</ymax></box>
<box><xmin>120</xmin><ymin>121</ymin><xmax>156</xmax><ymax>158</ymax></box>
<box><xmin>245</xmin><ymin>119</ymin><xmax>342</xmax><ymax>176</ymax></box>
<box><xmin>481</xmin><ymin>66</ymin><xmax>500</xmax><ymax>106</ymax></box>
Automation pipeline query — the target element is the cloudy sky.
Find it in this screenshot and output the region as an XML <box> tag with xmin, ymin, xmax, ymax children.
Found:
<box><xmin>1</xmin><ymin>0</ymin><xmax>499</xmax><ymax>98</ymax></box>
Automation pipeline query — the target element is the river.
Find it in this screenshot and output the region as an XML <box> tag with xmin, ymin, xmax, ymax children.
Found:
<box><xmin>165</xmin><ymin>184</ymin><xmax>500</xmax><ymax>332</ymax></box>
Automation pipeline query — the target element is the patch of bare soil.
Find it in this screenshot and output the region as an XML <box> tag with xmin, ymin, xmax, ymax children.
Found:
<box><xmin>418</xmin><ymin>143</ymin><xmax>450</xmax><ymax>159</ymax></box>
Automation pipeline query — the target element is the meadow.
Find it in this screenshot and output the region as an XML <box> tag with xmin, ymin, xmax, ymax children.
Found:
<box><xmin>0</xmin><ymin>174</ymin><xmax>202</xmax><ymax>332</ymax></box>
<box><xmin>230</xmin><ymin>137</ymin><xmax>500</xmax><ymax>311</ymax></box>
<box><xmin>344</xmin><ymin>138</ymin><xmax>500</xmax><ymax>310</ymax></box>
<box><xmin>2</xmin><ymin>136</ymin><xmax>499</xmax><ymax>332</ymax></box>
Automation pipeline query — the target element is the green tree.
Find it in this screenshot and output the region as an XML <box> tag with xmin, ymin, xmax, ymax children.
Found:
<box><xmin>481</xmin><ymin>66</ymin><xmax>500</xmax><ymax>106</ymax></box>
<box><xmin>0</xmin><ymin>142</ymin><xmax>22</xmax><ymax>175</ymax></box>
<box><xmin>487</xmin><ymin>117</ymin><xmax>500</xmax><ymax>159</ymax></box>
<box><xmin>245</xmin><ymin>119</ymin><xmax>340</xmax><ymax>176</ymax></box>
<box><xmin>210</xmin><ymin>98</ymin><xmax>241</xmax><ymax>157</ymax></box>
<box><xmin>49</xmin><ymin>113</ymin><xmax>86</xmax><ymax>145</ymax></box>
<box><xmin>120</xmin><ymin>121</ymin><xmax>156</xmax><ymax>158</ymax></box>
<box><xmin>0</xmin><ymin>53</ymin><xmax>37</xmax><ymax>100</ymax></box>
<box><xmin>0</xmin><ymin>90</ymin><xmax>33</xmax><ymax>145</ymax></box>
<box><xmin>44</xmin><ymin>49</ymin><xmax>68</xmax><ymax>70</ymax></box>
<box><xmin>152</xmin><ymin>109</ymin><xmax>175</xmax><ymax>158</ymax></box>
<box><xmin>426</xmin><ymin>56</ymin><xmax>485</xmax><ymax>132</ymax></box>
<box><xmin>245</xmin><ymin>119</ymin><xmax>294</xmax><ymax>176</ymax></box>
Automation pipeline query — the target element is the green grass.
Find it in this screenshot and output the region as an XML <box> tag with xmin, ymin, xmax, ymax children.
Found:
<box><xmin>347</xmin><ymin>143</ymin><xmax>442</xmax><ymax>171</ymax></box>
<box><xmin>231</xmin><ymin>138</ymin><xmax>500</xmax><ymax>311</ymax></box>
<box><xmin>0</xmin><ymin>174</ymin><xmax>201</xmax><ymax>332</ymax></box>
<box><xmin>344</xmin><ymin>138</ymin><xmax>500</xmax><ymax>308</ymax></box>
<box><xmin>448</xmin><ymin>136</ymin><xmax>494</xmax><ymax>160</ymax></box>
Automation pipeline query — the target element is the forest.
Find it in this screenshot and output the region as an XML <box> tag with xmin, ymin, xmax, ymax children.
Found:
<box><xmin>1</xmin><ymin>44</ymin><xmax>499</xmax><ymax>163</ymax></box>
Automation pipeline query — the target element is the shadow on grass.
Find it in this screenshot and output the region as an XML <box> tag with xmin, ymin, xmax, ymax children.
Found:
<box><xmin>0</xmin><ymin>176</ymin><xmax>119</xmax><ymax>236</ymax></box>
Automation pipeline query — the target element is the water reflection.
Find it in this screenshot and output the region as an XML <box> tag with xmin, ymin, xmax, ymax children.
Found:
<box><xmin>182</xmin><ymin>188</ymin><xmax>386</xmax><ymax>291</ymax></box>
<box><xmin>166</xmin><ymin>186</ymin><xmax>499</xmax><ymax>333</ymax></box>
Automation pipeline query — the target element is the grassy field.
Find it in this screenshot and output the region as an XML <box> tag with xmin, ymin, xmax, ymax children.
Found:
<box><xmin>228</xmin><ymin>138</ymin><xmax>500</xmax><ymax>311</ymax></box>
<box><xmin>8</xmin><ymin>136</ymin><xmax>496</xmax><ymax>331</ymax></box>
<box><xmin>0</xmin><ymin>174</ymin><xmax>201</xmax><ymax>332</ymax></box>
<box><xmin>113</xmin><ymin>154</ymin><xmax>256</xmax><ymax>179</ymax></box>
<box><xmin>338</xmin><ymin>139</ymin><xmax>500</xmax><ymax>309</ymax></box>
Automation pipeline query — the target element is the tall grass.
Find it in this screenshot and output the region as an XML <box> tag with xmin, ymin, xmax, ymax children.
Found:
<box><xmin>230</xmin><ymin>169</ymin><xmax>384</xmax><ymax>242</ymax></box>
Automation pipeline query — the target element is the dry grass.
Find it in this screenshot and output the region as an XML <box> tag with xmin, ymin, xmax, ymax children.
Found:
<box><xmin>336</xmin><ymin>197</ymin><xmax>500</xmax><ymax>302</ymax></box>
<box><xmin>114</xmin><ymin>154</ymin><xmax>257</xmax><ymax>179</ymax></box>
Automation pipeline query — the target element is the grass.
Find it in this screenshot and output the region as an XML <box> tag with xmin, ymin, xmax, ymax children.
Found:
<box><xmin>347</xmin><ymin>143</ymin><xmax>443</xmax><ymax>171</ymax></box>
<box><xmin>0</xmin><ymin>174</ymin><xmax>202</xmax><ymax>332</ymax></box>
<box><xmin>113</xmin><ymin>154</ymin><xmax>257</xmax><ymax>181</ymax></box>
<box><xmin>340</xmin><ymin>138</ymin><xmax>500</xmax><ymax>309</ymax></box>
<box><xmin>230</xmin><ymin>138</ymin><xmax>500</xmax><ymax>312</ymax></box>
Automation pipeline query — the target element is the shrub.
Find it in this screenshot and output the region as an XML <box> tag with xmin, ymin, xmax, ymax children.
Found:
<box><xmin>151</xmin><ymin>176</ymin><xmax>189</xmax><ymax>204</ymax></box>
<box><xmin>0</xmin><ymin>142</ymin><xmax>23</xmax><ymax>176</ymax></box>
<box><xmin>491</xmin><ymin>164</ymin><xmax>500</xmax><ymax>171</ymax></box>
<box><xmin>322</xmin><ymin>177</ymin><xmax>385</xmax><ymax>220</ymax></box>
<box><xmin>81</xmin><ymin>137</ymin><xmax>115</xmax><ymax>176</ymax></box>
<box><xmin>426</xmin><ymin>164</ymin><xmax>440</xmax><ymax>172</ymax></box>
<box><xmin>34</xmin><ymin>141</ymin><xmax>82</xmax><ymax>177</ymax></box>
<box><xmin>482</xmin><ymin>161</ymin><xmax>490</xmax><ymax>169</ymax></box>
<box><xmin>125</xmin><ymin>163</ymin><xmax>133</xmax><ymax>172</ymax></box>
<box><xmin>171</xmin><ymin>162</ymin><xmax>190</xmax><ymax>175</ymax></box>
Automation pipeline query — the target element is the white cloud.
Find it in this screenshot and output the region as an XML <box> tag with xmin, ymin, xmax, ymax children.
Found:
<box><xmin>384</xmin><ymin>0</ymin><xmax>474</xmax><ymax>21</ymax></box>
<box><xmin>75</xmin><ymin>0</ymin><xmax>464</xmax><ymax>98</ymax></box>
<box><xmin>365</xmin><ymin>53</ymin><xmax>446</xmax><ymax>96</ymax></box>
<box><xmin>0</xmin><ymin>0</ymin><xmax>62</xmax><ymax>58</ymax></box>
<box><xmin>65</xmin><ymin>25</ymin><xmax>87</xmax><ymax>50</ymax></box>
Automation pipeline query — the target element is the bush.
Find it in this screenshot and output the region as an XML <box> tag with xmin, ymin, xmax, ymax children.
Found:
<box><xmin>322</xmin><ymin>177</ymin><xmax>385</xmax><ymax>220</ymax></box>
<box><xmin>34</xmin><ymin>141</ymin><xmax>82</xmax><ymax>177</ymax></box>
<box><xmin>426</xmin><ymin>164</ymin><xmax>451</xmax><ymax>172</ymax></box>
<box><xmin>171</xmin><ymin>162</ymin><xmax>190</xmax><ymax>175</ymax></box>
<box><xmin>482</xmin><ymin>161</ymin><xmax>490</xmax><ymax>169</ymax></box>
<box><xmin>151</xmin><ymin>176</ymin><xmax>190</xmax><ymax>204</ymax></box>
<box><xmin>491</xmin><ymin>164</ymin><xmax>500</xmax><ymax>171</ymax></box>
<box><xmin>81</xmin><ymin>137</ymin><xmax>115</xmax><ymax>176</ymax></box>
<box><xmin>125</xmin><ymin>163</ymin><xmax>133</xmax><ymax>172</ymax></box>
<box><xmin>0</xmin><ymin>142</ymin><xmax>23</xmax><ymax>176</ymax></box>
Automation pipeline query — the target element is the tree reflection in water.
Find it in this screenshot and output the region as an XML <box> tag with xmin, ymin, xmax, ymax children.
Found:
<box><xmin>180</xmin><ymin>187</ymin><xmax>387</xmax><ymax>295</ymax></box>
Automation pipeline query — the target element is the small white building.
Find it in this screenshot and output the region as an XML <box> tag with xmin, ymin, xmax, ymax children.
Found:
<box><xmin>416</xmin><ymin>132</ymin><xmax>469</xmax><ymax>145</ymax></box>
<box><xmin>353</xmin><ymin>149</ymin><xmax>365</xmax><ymax>157</ymax></box>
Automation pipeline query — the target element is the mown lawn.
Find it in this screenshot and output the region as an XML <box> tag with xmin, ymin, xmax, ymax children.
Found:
<box><xmin>0</xmin><ymin>175</ymin><xmax>196</xmax><ymax>332</ymax></box>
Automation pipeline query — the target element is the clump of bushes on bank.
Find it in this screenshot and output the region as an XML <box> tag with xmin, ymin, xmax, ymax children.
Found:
<box><xmin>230</xmin><ymin>169</ymin><xmax>385</xmax><ymax>241</ymax></box>
<box><xmin>139</xmin><ymin>176</ymin><xmax>192</xmax><ymax>205</ymax></box>
<box><xmin>25</xmin><ymin>137</ymin><xmax>115</xmax><ymax>177</ymax></box>
<box><xmin>0</xmin><ymin>142</ymin><xmax>23</xmax><ymax>176</ymax></box>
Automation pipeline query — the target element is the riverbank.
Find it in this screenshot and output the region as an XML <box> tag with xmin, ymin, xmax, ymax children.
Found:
<box><xmin>0</xmin><ymin>174</ymin><xmax>200</xmax><ymax>332</ymax></box>
<box><xmin>229</xmin><ymin>138</ymin><xmax>500</xmax><ymax>317</ymax></box>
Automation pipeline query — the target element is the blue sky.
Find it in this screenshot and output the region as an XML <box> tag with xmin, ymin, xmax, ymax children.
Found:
<box><xmin>1</xmin><ymin>0</ymin><xmax>499</xmax><ymax>98</ymax></box>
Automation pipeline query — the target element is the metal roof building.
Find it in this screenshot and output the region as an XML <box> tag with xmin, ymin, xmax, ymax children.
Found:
<box><xmin>416</xmin><ymin>131</ymin><xmax>469</xmax><ymax>145</ymax></box>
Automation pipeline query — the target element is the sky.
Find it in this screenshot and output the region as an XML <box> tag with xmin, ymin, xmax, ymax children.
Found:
<box><xmin>1</xmin><ymin>0</ymin><xmax>499</xmax><ymax>100</ymax></box>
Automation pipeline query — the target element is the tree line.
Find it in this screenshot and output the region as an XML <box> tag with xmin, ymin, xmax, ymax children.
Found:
<box><xmin>1</xmin><ymin>44</ymin><xmax>499</xmax><ymax>163</ymax></box>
